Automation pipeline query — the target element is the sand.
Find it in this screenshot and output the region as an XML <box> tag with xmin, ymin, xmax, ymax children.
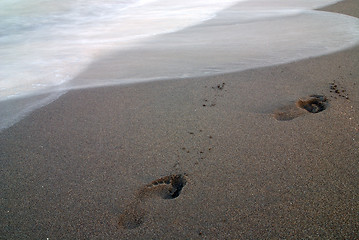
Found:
<box><xmin>1</xmin><ymin>0</ymin><xmax>358</xmax><ymax>239</ymax></box>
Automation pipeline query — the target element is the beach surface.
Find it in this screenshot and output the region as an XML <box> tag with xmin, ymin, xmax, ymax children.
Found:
<box><xmin>1</xmin><ymin>0</ymin><xmax>358</xmax><ymax>238</ymax></box>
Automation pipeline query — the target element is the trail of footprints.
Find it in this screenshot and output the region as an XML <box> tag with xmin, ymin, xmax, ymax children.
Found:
<box><xmin>119</xmin><ymin>79</ymin><xmax>347</xmax><ymax>229</ymax></box>
<box><xmin>118</xmin><ymin>83</ymin><xmax>225</xmax><ymax>229</ymax></box>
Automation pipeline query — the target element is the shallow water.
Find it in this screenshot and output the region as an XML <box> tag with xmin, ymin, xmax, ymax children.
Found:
<box><xmin>1</xmin><ymin>0</ymin><xmax>359</xmax><ymax>130</ymax></box>
<box><xmin>0</xmin><ymin>0</ymin><xmax>240</xmax><ymax>100</ymax></box>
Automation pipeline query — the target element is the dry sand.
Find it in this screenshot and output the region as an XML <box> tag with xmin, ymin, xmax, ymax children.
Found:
<box><xmin>1</xmin><ymin>0</ymin><xmax>358</xmax><ymax>239</ymax></box>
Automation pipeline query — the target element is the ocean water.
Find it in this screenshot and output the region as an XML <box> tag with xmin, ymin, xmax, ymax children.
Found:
<box><xmin>0</xmin><ymin>0</ymin><xmax>241</xmax><ymax>100</ymax></box>
<box><xmin>1</xmin><ymin>0</ymin><xmax>359</xmax><ymax>130</ymax></box>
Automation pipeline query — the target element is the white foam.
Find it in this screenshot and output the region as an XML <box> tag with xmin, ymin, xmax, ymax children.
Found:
<box><xmin>0</xmin><ymin>0</ymin><xmax>242</xmax><ymax>101</ymax></box>
<box><xmin>1</xmin><ymin>0</ymin><xmax>359</xmax><ymax>131</ymax></box>
<box><xmin>67</xmin><ymin>2</ymin><xmax>359</xmax><ymax>90</ymax></box>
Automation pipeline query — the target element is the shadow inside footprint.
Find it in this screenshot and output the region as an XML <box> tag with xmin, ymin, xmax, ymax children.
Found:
<box><xmin>273</xmin><ymin>95</ymin><xmax>328</xmax><ymax>121</ymax></box>
<box><xmin>296</xmin><ymin>95</ymin><xmax>327</xmax><ymax>113</ymax></box>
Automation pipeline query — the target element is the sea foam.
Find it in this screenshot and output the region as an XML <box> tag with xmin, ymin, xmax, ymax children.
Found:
<box><xmin>0</xmin><ymin>0</ymin><xmax>241</xmax><ymax>100</ymax></box>
<box><xmin>1</xmin><ymin>0</ymin><xmax>359</xmax><ymax>130</ymax></box>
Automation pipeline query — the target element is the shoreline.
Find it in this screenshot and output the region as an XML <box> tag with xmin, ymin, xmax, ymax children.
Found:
<box><xmin>1</xmin><ymin>0</ymin><xmax>358</xmax><ymax>239</ymax></box>
<box><xmin>1</xmin><ymin>0</ymin><xmax>359</xmax><ymax>132</ymax></box>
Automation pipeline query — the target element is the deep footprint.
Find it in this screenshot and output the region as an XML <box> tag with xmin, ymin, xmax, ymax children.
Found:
<box><xmin>118</xmin><ymin>174</ymin><xmax>187</xmax><ymax>229</ymax></box>
<box><xmin>273</xmin><ymin>95</ymin><xmax>328</xmax><ymax>121</ymax></box>
<box><xmin>296</xmin><ymin>95</ymin><xmax>327</xmax><ymax>113</ymax></box>
<box><xmin>141</xmin><ymin>174</ymin><xmax>187</xmax><ymax>199</ymax></box>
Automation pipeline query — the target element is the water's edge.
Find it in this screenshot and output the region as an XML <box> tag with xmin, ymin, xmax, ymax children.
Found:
<box><xmin>1</xmin><ymin>0</ymin><xmax>357</xmax><ymax>132</ymax></box>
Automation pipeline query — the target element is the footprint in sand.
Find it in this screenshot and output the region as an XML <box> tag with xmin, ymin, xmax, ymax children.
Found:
<box><xmin>118</xmin><ymin>174</ymin><xmax>187</xmax><ymax>229</ymax></box>
<box><xmin>273</xmin><ymin>95</ymin><xmax>328</xmax><ymax>121</ymax></box>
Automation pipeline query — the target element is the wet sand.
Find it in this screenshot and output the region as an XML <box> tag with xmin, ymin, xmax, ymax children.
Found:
<box><xmin>1</xmin><ymin>0</ymin><xmax>358</xmax><ymax>238</ymax></box>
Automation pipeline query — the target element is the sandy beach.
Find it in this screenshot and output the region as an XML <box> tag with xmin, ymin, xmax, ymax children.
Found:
<box><xmin>1</xmin><ymin>0</ymin><xmax>358</xmax><ymax>239</ymax></box>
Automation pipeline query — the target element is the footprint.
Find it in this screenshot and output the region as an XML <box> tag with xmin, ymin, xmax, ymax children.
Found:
<box><xmin>273</xmin><ymin>95</ymin><xmax>328</xmax><ymax>121</ymax></box>
<box><xmin>138</xmin><ymin>174</ymin><xmax>187</xmax><ymax>200</ymax></box>
<box><xmin>118</xmin><ymin>174</ymin><xmax>187</xmax><ymax>229</ymax></box>
<box><xmin>296</xmin><ymin>95</ymin><xmax>327</xmax><ymax>113</ymax></box>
